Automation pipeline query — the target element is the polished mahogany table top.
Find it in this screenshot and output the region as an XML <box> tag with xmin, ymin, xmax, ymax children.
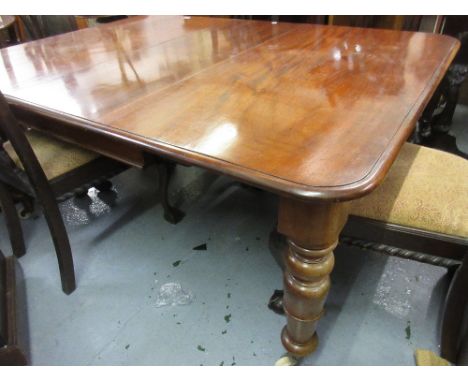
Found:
<box><xmin>0</xmin><ymin>16</ymin><xmax>459</xmax><ymax>201</ymax></box>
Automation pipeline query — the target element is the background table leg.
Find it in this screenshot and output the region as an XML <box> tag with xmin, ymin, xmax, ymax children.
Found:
<box><xmin>277</xmin><ymin>198</ymin><xmax>349</xmax><ymax>357</ymax></box>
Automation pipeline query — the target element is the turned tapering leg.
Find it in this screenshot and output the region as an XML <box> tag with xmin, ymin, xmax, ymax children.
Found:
<box><xmin>277</xmin><ymin>197</ymin><xmax>349</xmax><ymax>357</ymax></box>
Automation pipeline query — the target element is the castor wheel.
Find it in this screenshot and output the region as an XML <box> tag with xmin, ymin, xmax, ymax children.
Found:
<box><xmin>18</xmin><ymin>206</ymin><xmax>34</xmax><ymax>220</ymax></box>
<box><xmin>275</xmin><ymin>353</ymin><xmax>301</xmax><ymax>366</ymax></box>
<box><xmin>17</xmin><ymin>198</ymin><xmax>36</xmax><ymax>220</ymax></box>
<box><xmin>95</xmin><ymin>180</ymin><xmax>113</xmax><ymax>192</ymax></box>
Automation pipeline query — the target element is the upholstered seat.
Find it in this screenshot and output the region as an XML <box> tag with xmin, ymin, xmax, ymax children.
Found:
<box><xmin>4</xmin><ymin>129</ymin><xmax>98</xmax><ymax>180</ymax></box>
<box><xmin>350</xmin><ymin>142</ymin><xmax>468</xmax><ymax>238</ymax></box>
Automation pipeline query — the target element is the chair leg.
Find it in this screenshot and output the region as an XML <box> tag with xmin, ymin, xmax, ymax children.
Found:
<box><xmin>0</xmin><ymin>183</ymin><xmax>26</xmax><ymax>257</ymax></box>
<box><xmin>441</xmin><ymin>255</ymin><xmax>468</xmax><ymax>364</ymax></box>
<box><xmin>95</xmin><ymin>180</ymin><xmax>113</xmax><ymax>192</ymax></box>
<box><xmin>156</xmin><ymin>163</ymin><xmax>185</xmax><ymax>224</ymax></box>
<box><xmin>40</xmin><ymin>198</ymin><xmax>76</xmax><ymax>294</ymax></box>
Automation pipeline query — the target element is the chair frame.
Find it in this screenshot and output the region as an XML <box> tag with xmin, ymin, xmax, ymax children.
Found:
<box><xmin>0</xmin><ymin>250</ymin><xmax>27</xmax><ymax>365</ymax></box>
<box><xmin>0</xmin><ymin>91</ymin><xmax>127</xmax><ymax>294</ymax></box>
<box><xmin>341</xmin><ymin>215</ymin><xmax>467</xmax><ymax>364</ymax></box>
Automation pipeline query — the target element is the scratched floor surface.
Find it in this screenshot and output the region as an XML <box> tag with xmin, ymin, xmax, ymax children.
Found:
<box><xmin>1</xmin><ymin>104</ymin><xmax>467</xmax><ymax>366</ymax></box>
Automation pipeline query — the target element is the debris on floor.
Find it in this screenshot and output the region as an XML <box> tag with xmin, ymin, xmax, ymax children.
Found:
<box><xmin>154</xmin><ymin>282</ymin><xmax>193</xmax><ymax>308</ymax></box>
<box><xmin>193</xmin><ymin>243</ymin><xmax>207</xmax><ymax>251</ymax></box>
<box><xmin>405</xmin><ymin>321</ymin><xmax>411</xmax><ymax>340</ymax></box>
<box><xmin>172</xmin><ymin>260</ymin><xmax>182</xmax><ymax>267</ymax></box>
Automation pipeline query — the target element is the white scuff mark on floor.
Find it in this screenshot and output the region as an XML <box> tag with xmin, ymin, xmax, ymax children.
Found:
<box><xmin>372</xmin><ymin>258</ymin><xmax>413</xmax><ymax>319</ymax></box>
<box><xmin>61</xmin><ymin>187</ymin><xmax>113</xmax><ymax>226</ymax></box>
<box><xmin>154</xmin><ymin>282</ymin><xmax>194</xmax><ymax>308</ymax></box>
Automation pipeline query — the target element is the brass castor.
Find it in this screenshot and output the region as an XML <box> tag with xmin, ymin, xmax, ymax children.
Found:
<box><xmin>275</xmin><ymin>353</ymin><xmax>301</xmax><ymax>366</ymax></box>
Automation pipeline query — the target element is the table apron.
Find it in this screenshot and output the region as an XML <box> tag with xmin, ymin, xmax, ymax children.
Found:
<box><xmin>10</xmin><ymin>105</ymin><xmax>146</xmax><ymax>168</ymax></box>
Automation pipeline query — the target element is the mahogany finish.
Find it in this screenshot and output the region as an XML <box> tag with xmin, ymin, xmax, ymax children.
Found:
<box><xmin>0</xmin><ymin>16</ymin><xmax>459</xmax><ymax>360</ymax></box>
<box><xmin>0</xmin><ymin>251</ymin><xmax>27</xmax><ymax>365</ymax></box>
<box><xmin>278</xmin><ymin>198</ymin><xmax>349</xmax><ymax>356</ymax></box>
<box><xmin>0</xmin><ymin>16</ymin><xmax>459</xmax><ymax>201</ymax></box>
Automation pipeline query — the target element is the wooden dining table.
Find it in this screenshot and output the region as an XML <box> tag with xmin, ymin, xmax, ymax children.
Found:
<box><xmin>0</xmin><ymin>15</ymin><xmax>459</xmax><ymax>360</ymax></box>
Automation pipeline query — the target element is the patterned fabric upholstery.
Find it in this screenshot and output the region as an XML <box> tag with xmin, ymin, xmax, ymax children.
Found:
<box><xmin>4</xmin><ymin>130</ymin><xmax>98</xmax><ymax>180</ymax></box>
<box><xmin>350</xmin><ymin>142</ymin><xmax>468</xmax><ymax>238</ymax></box>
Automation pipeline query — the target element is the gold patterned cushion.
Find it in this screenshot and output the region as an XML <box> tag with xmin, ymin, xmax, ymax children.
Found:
<box><xmin>4</xmin><ymin>130</ymin><xmax>98</xmax><ymax>180</ymax></box>
<box><xmin>350</xmin><ymin>143</ymin><xmax>468</xmax><ymax>238</ymax></box>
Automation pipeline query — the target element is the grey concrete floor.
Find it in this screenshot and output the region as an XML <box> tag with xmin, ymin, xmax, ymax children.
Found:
<box><xmin>1</xmin><ymin>104</ymin><xmax>467</xmax><ymax>366</ymax></box>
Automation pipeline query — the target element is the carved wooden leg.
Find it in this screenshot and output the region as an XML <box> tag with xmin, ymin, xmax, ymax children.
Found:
<box><xmin>156</xmin><ymin>163</ymin><xmax>185</xmax><ymax>225</ymax></box>
<box><xmin>277</xmin><ymin>197</ymin><xmax>349</xmax><ymax>357</ymax></box>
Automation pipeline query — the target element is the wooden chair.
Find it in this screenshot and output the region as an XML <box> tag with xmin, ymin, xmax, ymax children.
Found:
<box><xmin>17</xmin><ymin>16</ymin><xmax>78</xmax><ymax>41</ymax></box>
<box><xmin>269</xmin><ymin>142</ymin><xmax>468</xmax><ymax>364</ymax></box>
<box><xmin>0</xmin><ymin>16</ymin><xmax>20</xmax><ymax>48</ymax></box>
<box><xmin>0</xmin><ymin>91</ymin><xmax>128</xmax><ymax>294</ymax></box>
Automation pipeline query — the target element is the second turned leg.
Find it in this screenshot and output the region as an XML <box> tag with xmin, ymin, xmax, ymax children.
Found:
<box><xmin>156</xmin><ymin>162</ymin><xmax>185</xmax><ymax>224</ymax></box>
<box><xmin>277</xmin><ymin>197</ymin><xmax>349</xmax><ymax>357</ymax></box>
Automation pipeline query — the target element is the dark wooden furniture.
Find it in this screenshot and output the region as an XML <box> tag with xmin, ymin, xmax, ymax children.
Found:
<box><xmin>0</xmin><ymin>16</ymin><xmax>459</xmax><ymax>359</ymax></box>
<box><xmin>15</xmin><ymin>16</ymin><xmax>78</xmax><ymax>42</ymax></box>
<box><xmin>444</xmin><ymin>256</ymin><xmax>468</xmax><ymax>364</ymax></box>
<box><xmin>0</xmin><ymin>16</ymin><xmax>15</xmax><ymax>30</ymax></box>
<box><xmin>0</xmin><ymin>91</ymin><xmax>128</xmax><ymax>294</ymax></box>
<box><xmin>414</xmin><ymin>32</ymin><xmax>468</xmax><ymax>147</ymax></box>
<box><xmin>328</xmin><ymin>15</ymin><xmax>422</xmax><ymax>31</ymax></box>
<box><xmin>0</xmin><ymin>16</ymin><xmax>19</xmax><ymax>48</ymax></box>
<box><xmin>410</xmin><ymin>16</ymin><xmax>468</xmax><ymax>152</ymax></box>
<box><xmin>342</xmin><ymin>218</ymin><xmax>467</xmax><ymax>364</ymax></box>
<box><xmin>0</xmin><ymin>250</ymin><xmax>27</xmax><ymax>365</ymax></box>
<box><xmin>270</xmin><ymin>142</ymin><xmax>468</xmax><ymax>363</ymax></box>
<box><xmin>342</xmin><ymin>217</ymin><xmax>468</xmax><ymax>365</ymax></box>
<box><xmin>75</xmin><ymin>16</ymin><xmax>129</xmax><ymax>30</ymax></box>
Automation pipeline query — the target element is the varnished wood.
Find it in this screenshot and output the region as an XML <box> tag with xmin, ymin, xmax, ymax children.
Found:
<box><xmin>0</xmin><ymin>182</ymin><xmax>26</xmax><ymax>257</ymax></box>
<box><xmin>342</xmin><ymin>215</ymin><xmax>467</xmax><ymax>261</ymax></box>
<box><xmin>10</xmin><ymin>104</ymin><xmax>145</xmax><ymax>168</ymax></box>
<box><xmin>442</xmin><ymin>256</ymin><xmax>468</xmax><ymax>364</ymax></box>
<box><xmin>270</xmin><ymin>211</ymin><xmax>468</xmax><ymax>360</ymax></box>
<box><xmin>75</xmin><ymin>16</ymin><xmax>90</xmax><ymax>30</ymax></box>
<box><xmin>0</xmin><ymin>16</ymin><xmax>460</xmax><ymax>359</ymax></box>
<box><xmin>278</xmin><ymin>198</ymin><xmax>349</xmax><ymax>356</ymax></box>
<box><xmin>156</xmin><ymin>162</ymin><xmax>185</xmax><ymax>224</ymax></box>
<box><xmin>0</xmin><ymin>92</ymin><xmax>76</xmax><ymax>294</ymax></box>
<box><xmin>0</xmin><ymin>16</ymin><xmax>459</xmax><ymax>202</ymax></box>
<box><xmin>1</xmin><ymin>91</ymin><xmax>132</xmax><ymax>294</ymax></box>
<box><xmin>0</xmin><ymin>252</ymin><xmax>27</xmax><ymax>365</ymax></box>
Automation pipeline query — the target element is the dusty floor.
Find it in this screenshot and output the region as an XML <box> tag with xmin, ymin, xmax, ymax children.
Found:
<box><xmin>1</xmin><ymin>105</ymin><xmax>467</xmax><ymax>366</ymax></box>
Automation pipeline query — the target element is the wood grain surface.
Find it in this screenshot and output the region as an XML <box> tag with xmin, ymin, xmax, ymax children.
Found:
<box><xmin>0</xmin><ymin>16</ymin><xmax>459</xmax><ymax>201</ymax></box>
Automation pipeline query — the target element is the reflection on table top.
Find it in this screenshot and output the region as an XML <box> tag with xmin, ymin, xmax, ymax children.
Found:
<box><xmin>0</xmin><ymin>16</ymin><xmax>459</xmax><ymax>200</ymax></box>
